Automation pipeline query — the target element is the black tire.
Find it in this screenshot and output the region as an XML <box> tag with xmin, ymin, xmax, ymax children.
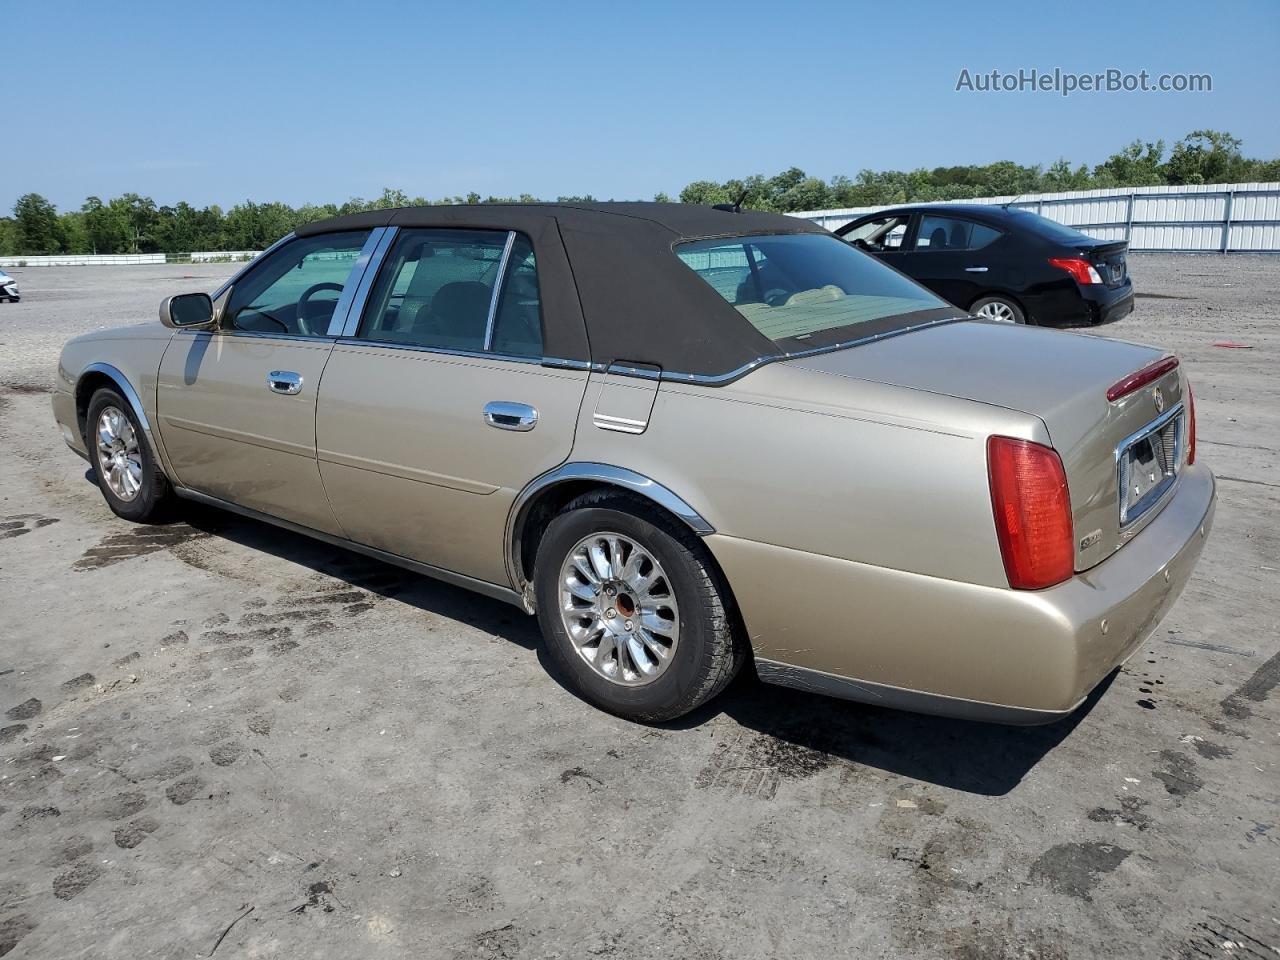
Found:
<box><xmin>85</xmin><ymin>387</ymin><xmax>175</xmax><ymax>522</ymax></box>
<box><xmin>534</xmin><ymin>490</ymin><xmax>745</xmax><ymax>722</ymax></box>
<box><xmin>971</xmin><ymin>294</ymin><xmax>1028</xmax><ymax>325</ymax></box>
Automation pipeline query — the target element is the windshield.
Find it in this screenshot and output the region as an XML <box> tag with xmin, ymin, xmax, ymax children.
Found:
<box><xmin>675</xmin><ymin>233</ymin><xmax>949</xmax><ymax>348</ymax></box>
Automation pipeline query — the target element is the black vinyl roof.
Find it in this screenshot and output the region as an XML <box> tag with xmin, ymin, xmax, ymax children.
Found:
<box><xmin>297</xmin><ymin>203</ymin><xmax>830</xmax><ymax>380</ymax></box>
<box><xmin>296</xmin><ymin>201</ymin><xmax>824</xmax><ymax>243</ymax></box>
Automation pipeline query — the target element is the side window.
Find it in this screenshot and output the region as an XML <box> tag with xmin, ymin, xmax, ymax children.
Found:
<box><xmin>226</xmin><ymin>231</ymin><xmax>370</xmax><ymax>336</ymax></box>
<box><xmin>915</xmin><ymin>216</ymin><xmax>1000</xmax><ymax>252</ymax></box>
<box><xmin>489</xmin><ymin>235</ymin><xmax>543</xmax><ymax>358</ymax></box>
<box><xmin>845</xmin><ymin>215</ymin><xmax>910</xmax><ymax>251</ymax></box>
<box><xmin>358</xmin><ymin>229</ymin><xmax>543</xmax><ymax>358</ymax></box>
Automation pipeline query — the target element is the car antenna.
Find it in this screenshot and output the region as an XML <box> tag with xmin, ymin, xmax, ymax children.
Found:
<box><xmin>713</xmin><ymin>188</ymin><xmax>749</xmax><ymax>213</ymax></box>
<box><xmin>1001</xmin><ymin>194</ymin><xmax>1024</xmax><ymax>210</ymax></box>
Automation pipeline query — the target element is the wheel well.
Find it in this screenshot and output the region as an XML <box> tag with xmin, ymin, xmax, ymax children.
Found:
<box><xmin>74</xmin><ymin>372</ymin><xmax>119</xmax><ymax>441</ymax></box>
<box><xmin>514</xmin><ymin>478</ymin><xmax>750</xmax><ymax>649</ymax></box>
<box><xmin>516</xmin><ymin>479</ymin><xmax>604</xmax><ymax>587</ymax></box>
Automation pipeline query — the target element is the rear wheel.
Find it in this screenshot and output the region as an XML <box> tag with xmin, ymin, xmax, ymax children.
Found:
<box><xmin>534</xmin><ymin>491</ymin><xmax>744</xmax><ymax>722</ymax></box>
<box><xmin>971</xmin><ymin>295</ymin><xmax>1027</xmax><ymax>324</ymax></box>
<box><xmin>86</xmin><ymin>388</ymin><xmax>175</xmax><ymax>522</ymax></box>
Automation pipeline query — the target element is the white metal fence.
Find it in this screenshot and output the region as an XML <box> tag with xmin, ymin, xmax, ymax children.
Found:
<box><xmin>0</xmin><ymin>250</ymin><xmax>261</xmax><ymax>268</ymax></box>
<box><xmin>793</xmin><ymin>182</ymin><xmax>1280</xmax><ymax>252</ymax></box>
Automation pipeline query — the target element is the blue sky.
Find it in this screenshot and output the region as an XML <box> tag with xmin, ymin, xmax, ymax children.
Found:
<box><xmin>2</xmin><ymin>0</ymin><xmax>1277</xmax><ymax>212</ymax></box>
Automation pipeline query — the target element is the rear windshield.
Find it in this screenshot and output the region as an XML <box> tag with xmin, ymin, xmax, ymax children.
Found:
<box><xmin>675</xmin><ymin>233</ymin><xmax>948</xmax><ymax>348</ymax></box>
<box><xmin>1008</xmin><ymin>210</ymin><xmax>1099</xmax><ymax>245</ymax></box>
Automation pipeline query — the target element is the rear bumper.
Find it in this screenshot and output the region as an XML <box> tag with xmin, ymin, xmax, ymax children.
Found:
<box><xmin>712</xmin><ymin>463</ymin><xmax>1215</xmax><ymax>723</ymax></box>
<box><xmin>1027</xmin><ymin>280</ymin><xmax>1133</xmax><ymax>327</ymax></box>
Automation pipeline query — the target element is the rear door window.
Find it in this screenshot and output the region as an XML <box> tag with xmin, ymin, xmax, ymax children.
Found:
<box><xmin>358</xmin><ymin>229</ymin><xmax>543</xmax><ymax>358</ymax></box>
<box><xmin>915</xmin><ymin>216</ymin><xmax>1001</xmax><ymax>252</ymax></box>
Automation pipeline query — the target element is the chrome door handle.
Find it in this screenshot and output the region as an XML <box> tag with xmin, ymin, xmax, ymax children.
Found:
<box><xmin>483</xmin><ymin>401</ymin><xmax>538</xmax><ymax>432</ymax></box>
<box><xmin>965</xmin><ymin>266</ymin><xmax>989</xmax><ymax>273</ymax></box>
<box><xmin>267</xmin><ymin>370</ymin><xmax>303</xmax><ymax>395</ymax></box>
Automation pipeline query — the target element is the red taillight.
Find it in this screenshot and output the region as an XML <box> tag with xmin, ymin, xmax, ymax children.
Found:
<box><xmin>1048</xmin><ymin>256</ymin><xmax>1102</xmax><ymax>285</ymax></box>
<box><xmin>1187</xmin><ymin>380</ymin><xmax>1197</xmax><ymax>464</ymax></box>
<box><xmin>987</xmin><ymin>437</ymin><xmax>1075</xmax><ymax>590</ymax></box>
<box><xmin>1106</xmin><ymin>356</ymin><xmax>1180</xmax><ymax>402</ymax></box>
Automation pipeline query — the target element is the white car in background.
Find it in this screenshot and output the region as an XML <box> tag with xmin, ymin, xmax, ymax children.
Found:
<box><xmin>0</xmin><ymin>269</ymin><xmax>19</xmax><ymax>303</ymax></box>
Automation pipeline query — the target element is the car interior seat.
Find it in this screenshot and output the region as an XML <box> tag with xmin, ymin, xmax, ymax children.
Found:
<box><xmin>414</xmin><ymin>281</ymin><xmax>492</xmax><ymax>347</ymax></box>
<box><xmin>928</xmin><ymin>227</ymin><xmax>948</xmax><ymax>250</ymax></box>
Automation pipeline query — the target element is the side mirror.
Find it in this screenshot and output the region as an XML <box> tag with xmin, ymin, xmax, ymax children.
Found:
<box><xmin>160</xmin><ymin>292</ymin><xmax>215</xmax><ymax>329</ymax></box>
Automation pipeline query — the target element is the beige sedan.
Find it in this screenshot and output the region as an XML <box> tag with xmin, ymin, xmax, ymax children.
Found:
<box><xmin>52</xmin><ymin>203</ymin><xmax>1214</xmax><ymax>723</ymax></box>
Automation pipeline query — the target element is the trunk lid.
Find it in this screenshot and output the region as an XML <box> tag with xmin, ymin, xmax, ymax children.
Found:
<box><xmin>1079</xmin><ymin>239</ymin><xmax>1129</xmax><ymax>289</ymax></box>
<box><xmin>787</xmin><ymin>320</ymin><xmax>1186</xmax><ymax>571</ymax></box>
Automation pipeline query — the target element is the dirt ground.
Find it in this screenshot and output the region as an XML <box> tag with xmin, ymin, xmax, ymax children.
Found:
<box><xmin>1</xmin><ymin>256</ymin><xmax>1277</xmax><ymax>959</ymax></box>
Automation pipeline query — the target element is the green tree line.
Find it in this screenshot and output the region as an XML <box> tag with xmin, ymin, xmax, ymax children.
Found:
<box><xmin>3</xmin><ymin>130</ymin><xmax>1276</xmax><ymax>257</ymax></box>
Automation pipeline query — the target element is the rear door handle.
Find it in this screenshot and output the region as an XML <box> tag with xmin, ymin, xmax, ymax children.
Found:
<box><xmin>483</xmin><ymin>401</ymin><xmax>538</xmax><ymax>432</ymax></box>
<box><xmin>267</xmin><ymin>370</ymin><xmax>303</xmax><ymax>395</ymax></box>
<box><xmin>965</xmin><ymin>266</ymin><xmax>989</xmax><ymax>273</ymax></box>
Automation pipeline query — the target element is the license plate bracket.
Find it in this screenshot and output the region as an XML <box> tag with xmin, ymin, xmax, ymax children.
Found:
<box><xmin>1117</xmin><ymin>405</ymin><xmax>1183</xmax><ymax>527</ymax></box>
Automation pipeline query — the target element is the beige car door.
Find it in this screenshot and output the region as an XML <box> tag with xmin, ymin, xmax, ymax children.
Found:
<box><xmin>156</xmin><ymin>230</ymin><xmax>374</xmax><ymax>533</ymax></box>
<box><xmin>316</xmin><ymin>228</ymin><xmax>589</xmax><ymax>586</ymax></box>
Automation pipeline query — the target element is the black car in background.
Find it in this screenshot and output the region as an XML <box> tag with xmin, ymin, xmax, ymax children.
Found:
<box><xmin>835</xmin><ymin>204</ymin><xmax>1134</xmax><ymax>326</ymax></box>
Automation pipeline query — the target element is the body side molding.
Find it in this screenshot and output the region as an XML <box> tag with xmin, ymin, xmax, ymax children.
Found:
<box><xmin>505</xmin><ymin>462</ymin><xmax>715</xmax><ymax>594</ymax></box>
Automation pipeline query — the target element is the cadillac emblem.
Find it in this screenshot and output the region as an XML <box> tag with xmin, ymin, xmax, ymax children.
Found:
<box><xmin>1153</xmin><ymin>386</ymin><xmax>1165</xmax><ymax>413</ymax></box>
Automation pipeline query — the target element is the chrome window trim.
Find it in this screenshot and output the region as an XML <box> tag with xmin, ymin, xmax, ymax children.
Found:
<box><xmin>483</xmin><ymin>231</ymin><xmax>518</xmax><ymax>351</ymax></box>
<box><xmin>624</xmin><ymin>315</ymin><xmax>971</xmax><ymax>387</ymax></box>
<box><xmin>326</xmin><ymin>227</ymin><xmax>391</xmax><ymax>337</ymax></box>
<box><xmin>1115</xmin><ymin>401</ymin><xmax>1185</xmax><ymax>529</ymax></box>
<box><xmin>506</xmin><ymin>462</ymin><xmax>715</xmax><ymax>593</ymax></box>
<box><xmin>340</xmin><ymin>226</ymin><xmax>399</xmax><ymax>338</ymax></box>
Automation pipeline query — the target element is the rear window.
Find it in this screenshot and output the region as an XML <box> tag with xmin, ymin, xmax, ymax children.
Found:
<box><xmin>675</xmin><ymin>233</ymin><xmax>948</xmax><ymax>346</ymax></box>
<box><xmin>1008</xmin><ymin>210</ymin><xmax>1099</xmax><ymax>245</ymax></box>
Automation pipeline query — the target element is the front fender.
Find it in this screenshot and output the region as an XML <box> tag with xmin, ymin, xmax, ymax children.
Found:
<box><xmin>55</xmin><ymin>328</ymin><xmax>175</xmax><ymax>476</ymax></box>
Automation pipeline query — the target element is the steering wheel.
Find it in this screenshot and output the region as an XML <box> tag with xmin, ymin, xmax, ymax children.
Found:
<box><xmin>851</xmin><ymin>238</ymin><xmax>871</xmax><ymax>251</ymax></box>
<box><xmin>296</xmin><ymin>282</ymin><xmax>345</xmax><ymax>335</ymax></box>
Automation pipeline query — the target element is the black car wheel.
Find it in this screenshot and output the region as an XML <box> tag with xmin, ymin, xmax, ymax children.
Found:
<box><xmin>971</xmin><ymin>295</ymin><xmax>1027</xmax><ymax>325</ymax></box>
<box><xmin>534</xmin><ymin>490</ymin><xmax>745</xmax><ymax>723</ymax></box>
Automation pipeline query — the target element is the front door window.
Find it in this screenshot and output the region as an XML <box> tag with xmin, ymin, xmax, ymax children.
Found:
<box><xmin>225</xmin><ymin>231</ymin><xmax>371</xmax><ymax>336</ymax></box>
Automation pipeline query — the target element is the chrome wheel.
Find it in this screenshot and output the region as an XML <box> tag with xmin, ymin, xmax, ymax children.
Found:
<box><xmin>558</xmin><ymin>532</ymin><xmax>680</xmax><ymax>686</ymax></box>
<box><xmin>974</xmin><ymin>300</ymin><xmax>1018</xmax><ymax>323</ymax></box>
<box><xmin>95</xmin><ymin>406</ymin><xmax>143</xmax><ymax>501</ymax></box>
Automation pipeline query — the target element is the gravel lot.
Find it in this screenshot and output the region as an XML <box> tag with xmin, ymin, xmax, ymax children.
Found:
<box><xmin>1</xmin><ymin>255</ymin><xmax>1277</xmax><ymax>959</ymax></box>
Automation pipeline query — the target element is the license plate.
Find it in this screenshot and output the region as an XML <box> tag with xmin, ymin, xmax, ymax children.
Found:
<box><xmin>1118</xmin><ymin>407</ymin><xmax>1183</xmax><ymax>526</ymax></box>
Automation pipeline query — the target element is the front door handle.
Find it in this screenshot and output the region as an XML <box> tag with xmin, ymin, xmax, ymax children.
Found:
<box><xmin>483</xmin><ymin>401</ymin><xmax>538</xmax><ymax>432</ymax></box>
<box><xmin>267</xmin><ymin>370</ymin><xmax>303</xmax><ymax>395</ymax></box>
<box><xmin>964</xmin><ymin>266</ymin><xmax>989</xmax><ymax>273</ymax></box>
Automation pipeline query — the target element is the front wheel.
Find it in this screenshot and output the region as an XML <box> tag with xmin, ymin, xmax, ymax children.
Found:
<box><xmin>533</xmin><ymin>491</ymin><xmax>744</xmax><ymax>722</ymax></box>
<box><xmin>86</xmin><ymin>388</ymin><xmax>175</xmax><ymax>522</ymax></box>
<box><xmin>971</xmin><ymin>295</ymin><xmax>1027</xmax><ymax>324</ymax></box>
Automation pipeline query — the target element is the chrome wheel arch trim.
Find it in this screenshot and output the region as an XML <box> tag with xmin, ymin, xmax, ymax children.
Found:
<box><xmin>77</xmin><ymin>362</ymin><xmax>169</xmax><ymax>478</ymax></box>
<box><xmin>505</xmin><ymin>462</ymin><xmax>715</xmax><ymax>598</ymax></box>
